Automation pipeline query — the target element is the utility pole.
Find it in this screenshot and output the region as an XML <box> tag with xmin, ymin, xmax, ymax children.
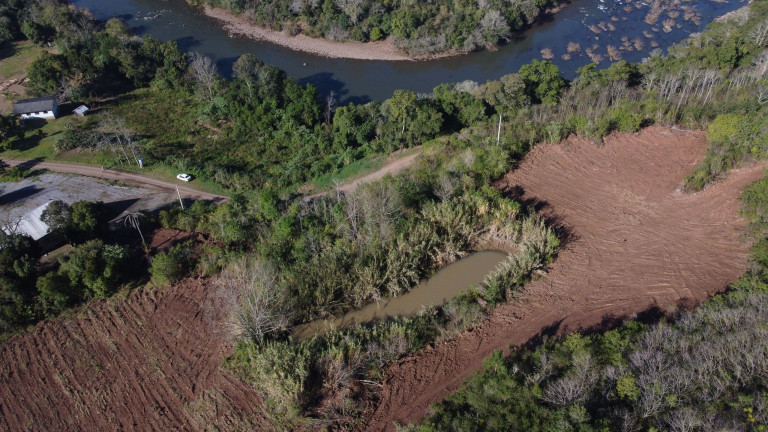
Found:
<box><xmin>176</xmin><ymin>185</ymin><xmax>185</xmax><ymax>210</ymax></box>
<box><xmin>497</xmin><ymin>114</ymin><xmax>502</xmax><ymax>145</ymax></box>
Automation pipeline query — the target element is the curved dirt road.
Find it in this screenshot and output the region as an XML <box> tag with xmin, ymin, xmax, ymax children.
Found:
<box><xmin>363</xmin><ymin>127</ymin><xmax>766</xmax><ymax>430</ymax></box>
<box><xmin>306</xmin><ymin>150</ymin><xmax>420</xmax><ymax>200</ymax></box>
<box><xmin>2</xmin><ymin>158</ymin><xmax>228</xmax><ymax>203</ymax></box>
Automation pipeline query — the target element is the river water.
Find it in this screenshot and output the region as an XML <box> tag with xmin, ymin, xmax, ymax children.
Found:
<box><xmin>293</xmin><ymin>251</ymin><xmax>508</xmax><ymax>339</ymax></box>
<box><xmin>70</xmin><ymin>0</ymin><xmax>743</xmax><ymax>103</ymax></box>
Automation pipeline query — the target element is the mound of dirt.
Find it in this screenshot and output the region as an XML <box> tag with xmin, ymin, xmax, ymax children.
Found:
<box><xmin>0</xmin><ymin>276</ymin><xmax>267</xmax><ymax>431</ymax></box>
<box><xmin>363</xmin><ymin>127</ymin><xmax>767</xmax><ymax>431</ymax></box>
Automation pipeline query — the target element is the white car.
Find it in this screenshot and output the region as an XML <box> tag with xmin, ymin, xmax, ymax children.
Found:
<box><xmin>176</xmin><ymin>173</ymin><xmax>193</xmax><ymax>182</ymax></box>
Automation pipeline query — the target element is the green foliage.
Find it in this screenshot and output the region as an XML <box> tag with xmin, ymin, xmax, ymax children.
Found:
<box><xmin>27</xmin><ymin>51</ymin><xmax>65</xmax><ymax>96</ymax></box>
<box><xmin>197</xmin><ymin>0</ymin><xmax>552</xmax><ymax>55</ymax></box>
<box><xmin>41</xmin><ymin>200</ymin><xmax>109</xmax><ymax>244</ymax></box>
<box><xmin>54</xmin><ymin>122</ymin><xmax>99</xmax><ymax>152</ymax></box>
<box><xmin>149</xmin><ymin>242</ymin><xmax>195</xmax><ymax>286</ymax></box>
<box><xmin>58</xmin><ymin>240</ymin><xmax>130</xmax><ymax>299</ymax></box>
<box><xmin>518</xmin><ymin>60</ymin><xmax>567</xmax><ymax>105</ymax></box>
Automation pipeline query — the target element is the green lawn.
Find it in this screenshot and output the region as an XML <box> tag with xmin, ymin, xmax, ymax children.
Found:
<box><xmin>0</xmin><ymin>40</ymin><xmax>46</xmax><ymax>80</ymax></box>
<box><xmin>1</xmin><ymin>117</ymin><xmax>70</xmax><ymax>160</ymax></box>
<box><xmin>0</xmin><ymin>114</ymin><xmax>226</xmax><ymax>196</ymax></box>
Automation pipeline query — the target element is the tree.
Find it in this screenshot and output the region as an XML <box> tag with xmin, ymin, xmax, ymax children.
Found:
<box><xmin>385</xmin><ymin>89</ymin><xmax>417</xmax><ymax>136</ymax></box>
<box><xmin>98</xmin><ymin>112</ymin><xmax>141</xmax><ymax>167</ymax></box>
<box><xmin>149</xmin><ymin>243</ymin><xmax>193</xmax><ymax>286</ymax></box>
<box><xmin>27</xmin><ymin>52</ymin><xmax>67</xmax><ymax>96</ymax></box>
<box><xmin>58</xmin><ymin>240</ymin><xmax>128</xmax><ymax>298</ymax></box>
<box><xmin>232</xmin><ymin>53</ymin><xmax>265</xmax><ymax>103</ymax></box>
<box><xmin>0</xmin><ymin>231</ymin><xmax>40</xmax><ymax>297</ymax></box>
<box><xmin>123</xmin><ymin>212</ymin><xmax>146</xmax><ymax>247</ymax></box>
<box><xmin>41</xmin><ymin>200</ymin><xmax>73</xmax><ymax>242</ymax></box>
<box><xmin>518</xmin><ymin>59</ymin><xmax>567</xmax><ymax>104</ymax></box>
<box><xmin>189</xmin><ymin>52</ymin><xmax>220</xmax><ymax>102</ymax></box>
<box><xmin>221</xmin><ymin>257</ymin><xmax>295</xmax><ymax>342</ymax></box>
<box><xmin>0</xmin><ymin>114</ymin><xmax>16</xmax><ymax>144</ymax></box>
<box><xmin>482</xmin><ymin>73</ymin><xmax>528</xmax><ymax>110</ymax></box>
<box><xmin>42</xmin><ymin>200</ymin><xmax>107</xmax><ymax>244</ymax></box>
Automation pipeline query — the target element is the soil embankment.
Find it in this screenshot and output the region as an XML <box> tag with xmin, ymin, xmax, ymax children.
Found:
<box><xmin>363</xmin><ymin>127</ymin><xmax>767</xmax><ymax>430</ymax></box>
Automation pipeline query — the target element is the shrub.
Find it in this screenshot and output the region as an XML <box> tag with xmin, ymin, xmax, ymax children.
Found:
<box><xmin>149</xmin><ymin>242</ymin><xmax>194</xmax><ymax>285</ymax></box>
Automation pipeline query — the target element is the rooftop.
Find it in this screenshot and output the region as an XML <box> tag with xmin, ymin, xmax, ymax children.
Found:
<box><xmin>13</xmin><ymin>96</ymin><xmax>57</xmax><ymax>115</ymax></box>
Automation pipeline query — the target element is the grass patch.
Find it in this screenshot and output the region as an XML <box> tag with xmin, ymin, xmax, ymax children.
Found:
<box><xmin>1</xmin><ymin>117</ymin><xmax>70</xmax><ymax>160</ymax></box>
<box><xmin>307</xmin><ymin>157</ymin><xmax>385</xmax><ymax>192</ymax></box>
<box><xmin>0</xmin><ymin>40</ymin><xmax>46</xmax><ymax>81</ymax></box>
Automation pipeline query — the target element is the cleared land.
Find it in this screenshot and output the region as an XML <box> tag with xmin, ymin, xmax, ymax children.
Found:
<box><xmin>1</xmin><ymin>158</ymin><xmax>228</xmax><ymax>203</ymax></box>
<box><xmin>0</xmin><ymin>127</ymin><xmax>762</xmax><ymax>431</ymax></box>
<box><xmin>0</xmin><ymin>172</ymin><xmax>166</xmax><ymax>223</ymax></box>
<box><xmin>363</xmin><ymin>127</ymin><xmax>767</xmax><ymax>430</ymax></box>
<box><xmin>0</xmin><ymin>263</ymin><xmax>268</xmax><ymax>430</ymax></box>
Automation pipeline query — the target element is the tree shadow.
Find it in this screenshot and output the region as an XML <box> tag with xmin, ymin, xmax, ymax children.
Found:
<box><xmin>215</xmin><ymin>56</ymin><xmax>239</xmax><ymax>80</ymax></box>
<box><xmin>104</xmin><ymin>198</ymin><xmax>141</xmax><ymax>221</ymax></box>
<box><xmin>175</xmin><ymin>35</ymin><xmax>203</xmax><ymax>54</ymax></box>
<box><xmin>502</xmin><ymin>184</ymin><xmax>577</xmax><ymax>247</ymax></box>
<box><xmin>296</xmin><ymin>72</ymin><xmax>372</xmax><ymax>105</ymax></box>
<box><xmin>0</xmin><ymin>185</ymin><xmax>41</xmax><ymax>205</ymax></box>
<box><xmin>0</xmin><ymin>42</ymin><xmax>18</xmax><ymax>62</ymax></box>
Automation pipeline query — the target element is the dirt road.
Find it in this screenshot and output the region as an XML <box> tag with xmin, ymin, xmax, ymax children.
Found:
<box><xmin>2</xmin><ymin>158</ymin><xmax>228</xmax><ymax>203</ymax></box>
<box><xmin>363</xmin><ymin>127</ymin><xmax>766</xmax><ymax>430</ymax></box>
<box><xmin>306</xmin><ymin>150</ymin><xmax>420</xmax><ymax>200</ymax></box>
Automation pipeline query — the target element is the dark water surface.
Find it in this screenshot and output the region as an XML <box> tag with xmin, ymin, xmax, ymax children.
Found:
<box><xmin>70</xmin><ymin>0</ymin><xmax>744</xmax><ymax>102</ymax></box>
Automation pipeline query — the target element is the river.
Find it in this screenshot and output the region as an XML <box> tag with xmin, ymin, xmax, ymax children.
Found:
<box><xmin>69</xmin><ymin>0</ymin><xmax>744</xmax><ymax>102</ymax></box>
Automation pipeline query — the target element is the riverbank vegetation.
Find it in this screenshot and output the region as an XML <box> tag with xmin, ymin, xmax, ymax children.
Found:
<box><xmin>191</xmin><ymin>0</ymin><xmax>560</xmax><ymax>56</ymax></box>
<box><xmin>408</xmin><ymin>172</ymin><xmax>768</xmax><ymax>432</ymax></box>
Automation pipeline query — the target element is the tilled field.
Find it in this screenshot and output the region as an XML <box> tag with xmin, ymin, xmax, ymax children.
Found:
<box><xmin>363</xmin><ymin>127</ymin><xmax>767</xmax><ymax>431</ymax></box>
<box><xmin>0</xmin><ymin>276</ymin><xmax>267</xmax><ymax>431</ymax></box>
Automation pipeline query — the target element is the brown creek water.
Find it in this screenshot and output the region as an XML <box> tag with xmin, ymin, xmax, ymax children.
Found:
<box><xmin>293</xmin><ymin>250</ymin><xmax>509</xmax><ymax>339</ymax></box>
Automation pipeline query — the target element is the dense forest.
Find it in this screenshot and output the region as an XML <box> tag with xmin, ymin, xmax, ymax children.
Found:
<box><xmin>2</xmin><ymin>0</ymin><xmax>768</xmax><ymax>428</ymax></box>
<box><xmin>409</xmin><ymin>174</ymin><xmax>768</xmax><ymax>431</ymax></box>
<box><xmin>193</xmin><ymin>0</ymin><xmax>559</xmax><ymax>55</ymax></box>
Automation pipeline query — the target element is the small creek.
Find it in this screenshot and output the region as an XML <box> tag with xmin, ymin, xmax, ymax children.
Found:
<box><xmin>293</xmin><ymin>250</ymin><xmax>508</xmax><ymax>340</ymax></box>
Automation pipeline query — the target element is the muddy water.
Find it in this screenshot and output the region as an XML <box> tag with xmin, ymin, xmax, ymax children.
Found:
<box><xmin>293</xmin><ymin>250</ymin><xmax>508</xmax><ymax>339</ymax></box>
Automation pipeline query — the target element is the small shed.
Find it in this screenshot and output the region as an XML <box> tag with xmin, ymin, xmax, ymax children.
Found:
<box><xmin>13</xmin><ymin>96</ymin><xmax>58</xmax><ymax>120</ymax></box>
<box><xmin>73</xmin><ymin>105</ymin><xmax>89</xmax><ymax>117</ymax></box>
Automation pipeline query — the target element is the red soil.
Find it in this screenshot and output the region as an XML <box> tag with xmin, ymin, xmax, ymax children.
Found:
<box><xmin>0</xmin><ymin>277</ymin><xmax>267</xmax><ymax>430</ymax></box>
<box><xmin>363</xmin><ymin>127</ymin><xmax>767</xmax><ymax>431</ymax></box>
<box><xmin>0</xmin><ymin>127</ymin><xmax>762</xmax><ymax>432</ymax></box>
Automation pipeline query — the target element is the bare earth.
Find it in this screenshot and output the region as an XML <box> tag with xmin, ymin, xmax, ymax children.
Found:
<box><xmin>205</xmin><ymin>5</ymin><xmax>433</xmax><ymax>61</ymax></box>
<box><xmin>363</xmin><ymin>127</ymin><xmax>767</xmax><ymax>430</ymax></box>
<box><xmin>0</xmin><ymin>275</ymin><xmax>268</xmax><ymax>431</ymax></box>
<box><xmin>305</xmin><ymin>149</ymin><xmax>421</xmax><ymax>200</ymax></box>
<box><xmin>1</xmin><ymin>158</ymin><xmax>228</xmax><ymax>203</ymax></box>
<box><xmin>0</xmin><ymin>128</ymin><xmax>763</xmax><ymax>431</ymax></box>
